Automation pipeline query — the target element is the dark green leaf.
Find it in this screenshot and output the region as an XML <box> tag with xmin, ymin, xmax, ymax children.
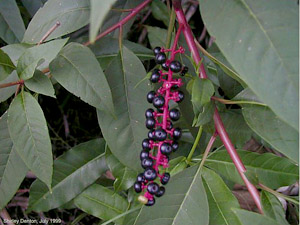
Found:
<box><xmin>193</xmin><ymin>102</ymin><xmax>214</xmax><ymax>127</ymax></box>
<box><xmin>21</xmin><ymin>0</ymin><xmax>45</xmax><ymax>17</ymax></box>
<box><xmin>0</xmin><ymin>0</ymin><xmax>25</xmax><ymax>44</ymax></box>
<box><xmin>50</xmin><ymin>42</ymin><xmax>114</xmax><ymax>115</ymax></box>
<box><xmin>200</xmin><ymin>149</ymin><xmax>299</xmax><ymax>189</ymax></box>
<box><xmin>7</xmin><ymin>91</ymin><xmax>53</xmax><ymax>190</ymax></box>
<box><xmin>74</xmin><ymin>184</ymin><xmax>128</xmax><ymax>224</ymax></box>
<box><xmin>202</xmin><ymin>167</ymin><xmax>241</xmax><ymax>225</ymax></box>
<box><xmin>17</xmin><ymin>39</ymin><xmax>68</xmax><ymax>80</ymax></box>
<box><xmin>200</xmin><ymin>0</ymin><xmax>299</xmax><ymax>130</ymax></box>
<box><xmin>23</xmin><ymin>0</ymin><xmax>90</xmax><ymax>43</ymax></box>
<box><xmin>89</xmin><ymin>0</ymin><xmax>117</xmax><ymax>43</ymax></box>
<box><xmin>233</xmin><ymin>88</ymin><xmax>263</xmax><ymax>103</ymax></box>
<box><xmin>191</xmin><ymin>77</ymin><xmax>214</xmax><ymax>106</ymax></box>
<box><xmin>1</xmin><ymin>43</ymin><xmax>32</xmax><ymax>65</ymax></box>
<box><xmin>0</xmin><ymin>49</ymin><xmax>15</xmax><ymax>81</ymax></box>
<box><xmin>97</xmin><ymin>46</ymin><xmax>150</xmax><ymax>171</ymax></box>
<box><xmin>0</xmin><ymin>112</ymin><xmax>28</xmax><ymax>210</ymax></box>
<box><xmin>0</xmin><ymin>71</ymin><xmax>18</xmax><ymax>103</ymax></box>
<box><xmin>146</xmin><ymin>26</ymin><xmax>169</xmax><ymax>49</ymax></box>
<box><xmin>27</xmin><ymin>139</ymin><xmax>107</xmax><ymax>212</ymax></box>
<box><xmin>133</xmin><ymin>164</ymin><xmax>209</xmax><ymax>225</ymax></box>
<box><xmin>25</xmin><ymin>70</ymin><xmax>55</xmax><ymax>98</ymax></box>
<box><xmin>167</xmin><ymin>156</ymin><xmax>187</xmax><ymax>176</ymax></box>
<box><xmin>151</xmin><ymin>0</ymin><xmax>169</xmax><ymax>27</ymax></box>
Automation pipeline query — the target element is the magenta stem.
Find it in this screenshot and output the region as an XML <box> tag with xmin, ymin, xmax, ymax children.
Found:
<box><xmin>173</xmin><ymin>0</ymin><xmax>262</xmax><ymax>212</ymax></box>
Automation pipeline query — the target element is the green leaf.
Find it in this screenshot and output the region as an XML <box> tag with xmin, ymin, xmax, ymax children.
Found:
<box><xmin>97</xmin><ymin>46</ymin><xmax>150</xmax><ymax>171</ymax></box>
<box><xmin>1</xmin><ymin>43</ymin><xmax>32</xmax><ymax>65</ymax></box>
<box><xmin>151</xmin><ymin>0</ymin><xmax>169</xmax><ymax>27</ymax></box>
<box><xmin>133</xmin><ymin>164</ymin><xmax>209</xmax><ymax>225</ymax></box>
<box><xmin>200</xmin><ymin>0</ymin><xmax>299</xmax><ymax>130</ymax></box>
<box><xmin>27</xmin><ymin>139</ymin><xmax>107</xmax><ymax>212</ymax></box>
<box><xmin>167</xmin><ymin>156</ymin><xmax>187</xmax><ymax>176</ymax></box>
<box><xmin>193</xmin><ymin>101</ymin><xmax>214</xmax><ymax>127</ymax></box>
<box><xmin>232</xmin><ymin>208</ymin><xmax>282</xmax><ymax>225</ymax></box>
<box><xmin>23</xmin><ymin>0</ymin><xmax>90</xmax><ymax>43</ymax></box>
<box><xmin>7</xmin><ymin>91</ymin><xmax>53</xmax><ymax>189</ymax></box>
<box><xmin>75</xmin><ymin>184</ymin><xmax>128</xmax><ymax>224</ymax></box>
<box><xmin>202</xmin><ymin>167</ymin><xmax>241</xmax><ymax>225</ymax></box>
<box><xmin>243</xmin><ymin>105</ymin><xmax>298</xmax><ymax>163</ymax></box>
<box><xmin>191</xmin><ymin>77</ymin><xmax>214</xmax><ymax>106</ymax></box>
<box><xmin>21</xmin><ymin>0</ymin><xmax>45</xmax><ymax>17</ymax></box>
<box><xmin>261</xmin><ymin>191</ymin><xmax>289</xmax><ymax>225</ymax></box>
<box><xmin>200</xmin><ymin>149</ymin><xmax>299</xmax><ymax>189</ymax></box>
<box><xmin>0</xmin><ymin>71</ymin><xmax>18</xmax><ymax>103</ymax></box>
<box><xmin>233</xmin><ymin>88</ymin><xmax>263</xmax><ymax>103</ymax></box>
<box><xmin>0</xmin><ymin>49</ymin><xmax>15</xmax><ymax>81</ymax></box>
<box><xmin>105</xmin><ymin>148</ymin><xmax>137</xmax><ymax>192</ymax></box>
<box><xmin>0</xmin><ymin>0</ymin><xmax>25</xmax><ymax>44</ymax></box>
<box><xmin>89</xmin><ymin>0</ymin><xmax>117</xmax><ymax>43</ymax></box>
<box><xmin>17</xmin><ymin>39</ymin><xmax>68</xmax><ymax>80</ymax></box>
<box><xmin>50</xmin><ymin>42</ymin><xmax>114</xmax><ymax>115</ymax></box>
<box><xmin>25</xmin><ymin>70</ymin><xmax>55</xmax><ymax>98</ymax></box>
<box><xmin>0</xmin><ymin>112</ymin><xmax>28</xmax><ymax>210</ymax></box>
<box><xmin>146</xmin><ymin>26</ymin><xmax>170</xmax><ymax>49</ymax></box>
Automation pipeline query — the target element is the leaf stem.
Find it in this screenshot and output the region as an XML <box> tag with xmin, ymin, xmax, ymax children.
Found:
<box><xmin>211</xmin><ymin>96</ymin><xmax>267</xmax><ymax>107</ymax></box>
<box><xmin>37</xmin><ymin>21</ymin><xmax>61</xmax><ymax>45</ymax></box>
<box><xmin>100</xmin><ymin>206</ymin><xmax>141</xmax><ymax>225</ymax></box>
<box><xmin>165</xmin><ymin>7</ymin><xmax>176</xmax><ymax>51</ymax></box>
<box><xmin>186</xmin><ymin>126</ymin><xmax>203</xmax><ymax>164</ymax></box>
<box><xmin>199</xmin><ymin>132</ymin><xmax>217</xmax><ymax>169</ymax></box>
<box><xmin>0</xmin><ymin>80</ymin><xmax>24</xmax><ymax>89</ymax></box>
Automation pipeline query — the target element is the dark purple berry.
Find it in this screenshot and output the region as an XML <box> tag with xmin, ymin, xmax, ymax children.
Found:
<box><xmin>147</xmin><ymin>91</ymin><xmax>156</xmax><ymax>103</ymax></box>
<box><xmin>134</xmin><ymin>182</ymin><xmax>142</xmax><ymax>193</ymax></box>
<box><xmin>140</xmin><ymin>150</ymin><xmax>149</xmax><ymax>160</ymax></box>
<box><xmin>137</xmin><ymin>173</ymin><xmax>146</xmax><ymax>183</ymax></box>
<box><xmin>147</xmin><ymin>182</ymin><xmax>159</xmax><ymax>195</ymax></box>
<box><xmin>161</xmin><ymin>173</ymin><xmax>170</xmax><ymax>185</ymax></box>
<box><xmin>155</xmin><ymin>52</ymin><xmax>166</xmax><ymax>64</ymax></box>
<box><xmin>142</xmin><ymin>139</ymin><xmax>151</xmax><ymax>151</ymax></box>
<box><xmin>144</xmin><ymin>167</ymin><xmax>157</xmax><ymax>181</ymax></box>
<box><xmin>148</xmin><ymin>129</ymin><xmax>156</xmax><ymax>140</ymax></box>
<box><xmin>145</xmin><ymin>118</ymin><xmax>156</xmax><ymax>129</ymax></box>
<box><xmin>171</xmin><ymin>84</ymin><xmax>179</xmax><ymax>90</ymax></box>
<box><xmin>167</xmin><ymin>122</ymin><xmax>173</xmax><ymax>130</ymax></box>
<box><xmin>153</xmin><ymin>47</ymin><xmax>161</xmax><ymax>55</ymax></box>
<box><xmin>173</xmin><ymin>127</ymin><xmax>182</xmax><ymax>140</ymax></box>
<box><xmin>145</xmin><ymin>108</ymin><xmax>155</xmax><ymax>118</ymax></box>
<box><xmin>172</xmin><ymin>141</ymin><xmax>179</xmax><ymax>152</ymax></box>
<box><xmin>154</xmin><ymin>128</ymin><xmax>167</xmax><ymax>141</ymax></box>
<box><xmin>169</xmin><ymin>61</ymin><xmax>182</xmax><ymax>73</ymax></box>
<box><xmin>160</xmin><ymin>143</ymin><xmax>172</xmax><ymax>155</ymax></box>
<box><xmin>177</xmin><ymin>91</ymin><xmax>184</xmax><ymax>103</ymax></box>
<box><xmin>180</xmin><ymin>66</ymin><xmax>188</xmax><ymax>76</ymax></box>
<box><xmin>153</xmin><ymin>96</ymin><xmax>165</xmax><ymax>108</ymax></box>
<box><xmin>169</xmin><ymin>108</ymin><xmax>180</xmax><ymax>121</ymax></box>
<box><xmin>162</xmin><ymin>62</ymin><xmax>169</xmax><ymax>71</ymax></box>
<box><xmin>150</xmin><ymin>70</ymin><xmax>160</xmax><ymax>83</ymax></box>
<box><xmin>141</xmin><ymin>157</ymin><xmax>154</xmax><ymax>169</ymax></box>
<box><xmin>155</xmin><ymin>186</ymin><xmax>165</xmax><ymax>197</ymax></box>
<box><xmin>145</xmin><ymin>198</ymin><xmax>155</xmax><ymax>206</ymax></box>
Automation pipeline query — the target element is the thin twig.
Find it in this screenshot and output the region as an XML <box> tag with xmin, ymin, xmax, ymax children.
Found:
<box><xmin>186</xmin><ymin>126</ymin><xmax>203</xmax><ymax>164</ymax></box>
<box><xmin>37</xmin><ymin>21</ymin><xmax>61</xmax><ymax>45</ymax></box>
<box><xmin>198</xmin><ymin>26</ymin><xmax>207</xmax><ymax>42</ymax></box>
<box><xmin>0</xmin><ymin>80</ymin><xmax>23</xmax><ymax>89</ymax></box>
<box><xmin>211</xmin><ymin>96</ymin><xmax>267</xmax><ymax>107</ymax></box>
<box><xmin>0</xmin><ymin>209</ymin><xmax>14</xmax><ymax>225</ymax></box>
<box><xmin>199</xmin><ymin>132</ymin><xmax>217</xmax><ymax>169</ymax></box>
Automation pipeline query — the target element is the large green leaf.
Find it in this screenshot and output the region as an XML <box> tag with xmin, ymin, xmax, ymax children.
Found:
<box><xmin>199</xmin><ymin>150</ymin><xmax>299</xmax><ymax>189</ymax></box>
<box><xmin>89</xmin><ymin>0</ymin><xmax>117</xmax><ymax>43</ymax></box>
<box><xmin>133</xmin><ymin>164</ymin><xmax>209</xmax><ymax>225</ymax></box>
<box><xmin>146</xmin><ymin>26</ymin><xmax>168</xmax><ymax>49</ymax></box>
<box><xmin>1</xmin><ymin>43</ymin><xmax>32</xmax><ymax>65</ymax></box>
<box><xmin>0</xmin><ymin>49</ymin><xmax>15</xmax><ymax>81</ymax></box>
<box><xmin>0</xmin><ymin>112</ymin><xmax>28</xmax><ymax>210</ymax></box>
<box><xmin>202</xmin><ymin>167</ymin><xmax>241</xmax><ymax>225</ymax></box>
<box><xmin>17</xmin><ymin>39</ymin><xmax>68</xmax><ymax>80</ymax></box>
<box><xmin>151</xmin><ymin>0</ymin><xmax>169</xmax><ymax>27</ymax></box>
<box><xmin>97</xmin><ymin>46</ymin><xmax>150</xmax><ymax>171</ymax></box>
<box><xmin>105</xmin><ymin>148</ymin><xmax>137</xmax><ymax>192</ymax></box>
<box><xmin>74</xmin><ymin>184</ymin><xmax>128</xmax><ymax>224</ymax></box>
<box><xmin>0</xmin><ymin>71</ymin><xmax>18</xmax><ymax>103</ymax></box>
<box><xmin>27</xmin><ymin>139</ymin><xmax>107</xmax><ymax>212</ymax></box>
<box><xmin>50</xmin><ymin>42</ymin><xmax>114</xmax><ymax>115</ymax></box>
<box><xmin>242</xmin><ymin>105</ymin><xmax>298</xmax><ymax>163</ymax></box>
<box><xmin>261</xmin><ymin>191</ymin><xmax>289</xmax><ymax>225</ymax></box>
<box><xmin>23</xmin><ymin>0</ymin><xmax>90</xmax><ymax>43</ymax></box>
<box><xmin>200</xmin><ymin>0</ymin><xmax>299</xmax><ymax>130</ymax></box>
<box><xmin>7</xmin><ymin>91</ymin><xmax>53</xmax><ymax>189</ymax></box>
<box><xmin>0</xmin><ymin>0</ymin><xmax>25</xmax><ymax>44</ymax></box>
<box><xmin>232</xmin><ymin>208</ymin><xmax>282</xmax><ymax>225</ymax></box>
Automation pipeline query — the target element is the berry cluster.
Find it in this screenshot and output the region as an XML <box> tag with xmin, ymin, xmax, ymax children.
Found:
<box><xmin>134</xmin><ymin>46</ymin><xmax>188</xmax><ymax>206</ymax></box>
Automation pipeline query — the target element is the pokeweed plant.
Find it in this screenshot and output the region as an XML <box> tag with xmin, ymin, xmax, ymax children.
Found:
<box><xmin>0</xmin><ymin>0</ymin><xmax>298</xmax><ymax>225</ymax></box>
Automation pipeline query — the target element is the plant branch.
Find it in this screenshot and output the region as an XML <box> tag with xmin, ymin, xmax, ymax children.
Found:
<box><xmin>199</xmin><ymin>132</ymin><xmax>217</xmax><ymax>169</ymax></box>
<box><xmin>0</xmin><ymin>80</ymin><xmax>24</xmax><ymax>89</ymax></box>
<box><xmin>38</xmin><ymin>21</ymin><xmax>61</xmax><ymax>45</ymax></box>
<box><xmin>186</xmin><ymin>126</ymin><xmax>203</xmax><ymax>164</ymax></box>
<box><xmin>0</xmin><ymin>209</ymin><xmax>14</xmax><ymax>225</ymax></box>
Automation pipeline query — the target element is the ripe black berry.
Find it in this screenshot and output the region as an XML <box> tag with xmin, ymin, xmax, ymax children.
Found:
<box><xmin>169</xmin><ymin>108</ymin><xmax>180</xmax><ymax>121</ymax></box>
<box><xmin>169</xmin><ymin>61</ymin><xmax>182</xmax><ymax>73</ymax></box>
<box><xmin>171</xmin><ymin>84</ymin><xmax>179</xmax><ymax>90</ymax></box>
<box><xmin>142</xmin><ymin>139</ymin><xmax>151</xmax><ymax>151</ymax></box>
<box><xmin>155</xmin><ymin>52</ymin><xmax>166</xmax><ymax>64</ymax></box>
<box><xmin>177</xmin><ymin>90</ymin><xmax>184</xmax><ymax>103</ymax></box>
<box><xmin>180</xmin><ymin>66</ymin><xmax>188</xmax><ymax>76</ymax></box>
<box><xmin>153</xmin><ymin>96</ymin><xmax>165</xmax><ymax>108</ymax></box>
<box><xmin>141</xmin><ymin>157</ymin><xmax>154</xmax><ymax>169</ymax></box>
<box><xmin>145</xmin><ymin>118</ymin><xmax>156</xmax><ymax>129</ymax></box>
<box><xmin>153</xmin><ymin>47</ymin><xmax>161</xmax><ymax>55</ymax></box>
<box><xmin>161</xmin><ymin>173</ymin><xmax>170</xmax><ymax>185</ymax></box>
<box><xmin>160</xmin><ymin>143</ymin><xmax>172</xmax><ymax>155</ymax></box>
<box><xmin>145</xmin><ymin>108</ymin><xmax>155</xmax><ymax>118</ymax></box>
<box><xmin>147</xmin><ymin>91</ymin><xmax>156</xmax><ymax>103</ymax></box>
<box><xmin>144</xmin><ymin>167</ymin><xmax>157</xmax><ymax>181</ymax></box>
<box><xmin>134</xmin><ymin>182</ymin><xmax>142</xmax><ymax>193</ymax></box>
<box><xmin>172</xmin><ymin>141</ymin><xmax>179</xmax><ymax>152</ymax></box>
<box><xmin>150</xmin><ymin>70</ymin><xmax>160</xmax><ymax>83</ymax></box>
<box><xmin>140</xmin><ymin>150</ymin><xmax>149</xmax><ymax>160</ymax></box>
<box><xmin>148</xmin><ymin>129</ymin><xmax>155</xmax><ymax>140</ymax></box>
<box><xmin>137</xmin><ymin>173</ymin><xmax>145</xmax><ymax>183</ymax></box>
<box><xmin>146</xmin><ymin>198</ymin><xmax>155</xmax><ymax>206</ymax></box>
<box><xmin>173</xmin><ymin>127</ymin><xmax>182</xmax><ymax>140</ymax></box>
<box><xmin>154</xmin><ymin>128</ymin><xmax>167</xmax><ymax>141</ymax></box>
<box><xmin>155</xmin><ymin>186</ymin><xmax>165</xmax><ymax>197</ymax></box>
<box><xmin>162</xmin><ymin>62</ymin><xmax>169</xmax><ymax>71</ymax></box>
<box><xmin>167</xmin><ymin>122</ymin><xmax>173</xmax><ymax>130</ymax></box>
<box><xmin>147</xmin><ymin>182</ymin><xmax>159</xmax><ymax>195</ymax></box>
